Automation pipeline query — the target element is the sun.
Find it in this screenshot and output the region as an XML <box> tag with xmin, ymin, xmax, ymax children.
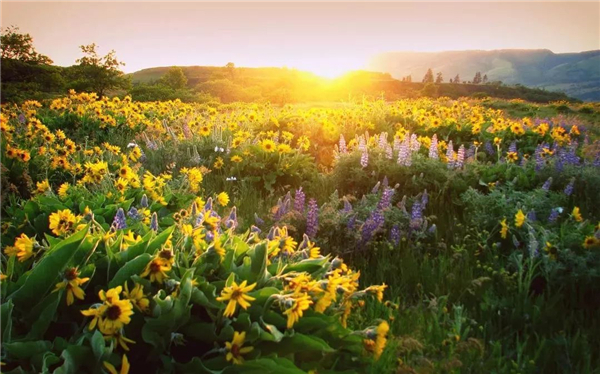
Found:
<box><xmin>293</xmin><ymin>59</ymin><xmax>361</xmax><ymax>79</ymax></box>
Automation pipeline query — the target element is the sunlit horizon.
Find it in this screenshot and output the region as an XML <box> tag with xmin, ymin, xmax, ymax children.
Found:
<box><xmin>2</xmin><ymin>2</ymin><xmax>599</xmax><ymax>77</ymax></box>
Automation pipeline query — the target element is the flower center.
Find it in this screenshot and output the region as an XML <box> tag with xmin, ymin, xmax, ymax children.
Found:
<box><xmin>106</xmin><ymin>305</ymin><xmax>122</xmax><ymax>320</ymax></box>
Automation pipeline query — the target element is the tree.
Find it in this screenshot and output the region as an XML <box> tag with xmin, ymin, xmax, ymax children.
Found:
<box><xmin>225</xmin><ymin>62</ymin><xmax>236</xmax><ymax>80</ymax></box>
<box><xmin>71</xmin><ymin>43</ymin><xmax>129</xmax><ymax>96</ymax></box>
<box><xmin>160</xmin><ymin>66</ymin><xmax>188</xmax><ymax>90</ymax></box>
<box><xmin>482</xmin><ymin>74</ymin><xmax>488</xmax><ymax>84</ymax></box>
<box><xmin>435</xmin><ymin>72</ymin><xmax>444</xmax><ymax>84</ymax></box>
<box><xmin>472</xmin><ymin>72</ymin><xmax>482</xmax><ymax>84</ymax></box>
<box><xmin>422</xmin><ymin>68</ymin><xmax>434</xmax><ymax>83</ymax></box>
<box><xmin>454</xmin><ymin>74</ymin><xmax>461</xmax><ymax>84</ymax></box>
<box><xmin>1</xmin><ymin>26</ymin><xmax>52</xmax><ymax>64</ymax></box>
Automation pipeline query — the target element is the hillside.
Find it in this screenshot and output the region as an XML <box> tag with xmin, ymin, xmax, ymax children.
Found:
<box><xmin>127</xmin><ymin>66</ymin><xmax>575</xmax><ymax>104</ymax></box>
<box><xmin>367</xmin><ymin>49</ymin><xmax>600</xmax><ymax>101</ymax></box>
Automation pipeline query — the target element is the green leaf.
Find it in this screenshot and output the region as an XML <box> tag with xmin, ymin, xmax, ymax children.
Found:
<box><xmin>91</xmin><ymin>330</ymin><xmax>105</xmax><ymax>362</ymax></box>
<box><xmin>26</xmin><ymin>290</ymin><xmax>61</xmax><ymax>340</ymax></box>
<box><xmin>146</xmin><ymin>225</ymin><xmax>175</xmax><ymax>254</ymax></box>
<box><xmin>53</xmin><ymin>345</ymin><xmax>93</xmax><ymax>374</ymax></box>
<box><xmin>259</xmin><ymin>333</ymin><xmax>335</xmax><ymax>356</ymax></box>
<box><xmin>4</xmin><ymin>340</ymin><xmax>52</xmax><ymax>360</ymax></box>
<box><xmin>9</xmin><ymin>227</ymin><xmax>89</xmax><ymax>309</ymax></box>
<box><xmin>1</xmin><ymin>300</ymin><xmax>14</xmax><ymax>343</ymax></box>
<box><xmin>108</xmin><ymin>253</ymin><xmax>152</xmax><ymax>288</ymax></box>
<box><xmin>225</xmin><ymin>357</ymin><xmax>305</xmax><ymax>374</ymax></box>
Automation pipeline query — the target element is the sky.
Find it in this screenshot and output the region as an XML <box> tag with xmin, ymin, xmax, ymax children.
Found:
<box><xmin>2</xmin><ymin>1</ymin><xmax>599</xmax><ymax>77</ymax></box>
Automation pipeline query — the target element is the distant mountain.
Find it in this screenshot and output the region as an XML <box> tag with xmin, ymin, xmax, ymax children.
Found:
<box><xmin>367</xmin><ymin>49</ymin><xmax>600</xmax><ymax>101</ymax></box>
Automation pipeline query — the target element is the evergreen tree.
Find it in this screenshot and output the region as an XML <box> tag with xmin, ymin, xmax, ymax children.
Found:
<box><xmin>482</xmin><ymin>74</ymin><xmax>488</xmax><ymax>84</ymax></box>
<box><xmin>435</xmin><ymin>72</ymin><xmax>443</xmax><ymax>84</ymax></box>
<box><xmin>422</xmin><ymin>68</ymin><xmax>434</xmax><ymax>83</ymax></box>
<box><xmin>473</xmin><ymin>72</ymin><xmax>482</xmax><ymax>84</ymax></box>
<box><xmin>454</xmin><ymin>74</ymin><xmax>461</xmax><ymax>84</ymax></box>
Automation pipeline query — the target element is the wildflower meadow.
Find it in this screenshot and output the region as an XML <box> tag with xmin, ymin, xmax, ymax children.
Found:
<box><xmin>1</xmin><ymin>91</ymin><xmax>599</xmax><ymax>373</ymax></box>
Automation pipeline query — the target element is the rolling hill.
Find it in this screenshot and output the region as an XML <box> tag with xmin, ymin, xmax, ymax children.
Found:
<box><xmin>367</xmin><ymin>49</ymin><xmax>600</xmax><ymax>101</ymax></box>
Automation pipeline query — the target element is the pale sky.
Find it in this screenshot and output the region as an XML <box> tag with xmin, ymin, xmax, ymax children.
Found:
<box><xmin>2</xmin><ymin>2</ymin><xmax>599</xmax><ymax>77</ymax></box>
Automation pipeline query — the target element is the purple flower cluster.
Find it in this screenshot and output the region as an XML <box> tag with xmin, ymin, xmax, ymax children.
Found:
<box><xmin>429</xmin><ymin>134</ymin><xmax>439</xmax><ymax>160</ymax></box>
<box><xmin>564</xmin><ymin>179</ymin><xmax>575</xmax><ymax>196</ymax></box>
<box><xmin>339</xmin><ymin>134</ymin><xmax>347</xmax><ymax>154</ymax></box>
<box><xmin>390</xmin><ymin>224</ymin><xmax>401</xmax><ymax>246</ymax></box>
<box><xmin>294</xmin><ymin>187</ymin><xmax>306</xmax><ymax>213</ymax></box>
<box><xmin>305</xmin><ymin>198</ymin><xmax>319</xmax><ymax>238</ymax></box>
<box><xmin>410</xmin><ymin>200</ymin><xmax>424</xmax><ymax>230</ymax></box>
<box><xmin>128</xmin><ymin>206</ymin><xmax>141</xmax><ymax>220</ymax></box>
<box><xmin>446</xmin><ymin>140</ymin><xmax>455</xmax><ymax>169</ymax></box>
<box><xmin>112</xmin><ymin>208</ymin><xmax>127</xmax><ymax>229</ymax></box>
<box><xmin>150</xmin><ymin>212</ymin><xmax>159</xmax><ymax>231</ymax></box>
<box><xmin>360</xmin><ymin>149</ymin><xmax>369</xmax><ymax>168</ymax></box>
<box><xmin>397</xmin><ymin>135</ymin><xmax>411</xmax><ymax>167</ymax></box>
<box><xmin>341</xmin><ymin>197</ymin><xmax>353</xmax><ymax>214</ymax></box>
<box><xmin>541</xmin><ymin>177</ymin><xmax>553</xmax><ymax>191</ymax></box>
<box><xmin>455</xmin><ymin>145</ymin><xmax>465</xmax><ymax>169</ymax></box>
<box><xmin>225</xmin><ymin>207</ymin><xmax>238</xmax><ymax>230</ymax></box>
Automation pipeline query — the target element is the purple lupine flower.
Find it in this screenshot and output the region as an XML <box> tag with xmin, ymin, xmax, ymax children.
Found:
<box><xmin>250</xmin><ymin>225</ymin><xmax>261</xmax><ymax>234</ymax></box>
<box><xmin>456</xmin><ymin>145</ymin><xmax>465</xmax><ymax>169</ymax></box>
<box><xmin>527</xmin><ymin>210</ymin><xmax>537</xmax><ymax>222</ymax></box>
<box><xmin>371</xmin><ymin>181</ymin><xmax>381</xmax><ymax>194</ymax></box>
<box><xmin>342</xmin><ymin>197</ymin><xmax>353</xmax><ymax>214</ymax></box>
<box><xmin>390</xmin><ymin>224</ymin><xmax>401</xmax><ymax>246</ymax></box>
<box><xmin>190</xmin><ymin>201</ymin><xmax>198</xmax><ymax>218</ymax></box>
<box><xmin>140</xmin><ymin>194</ymin><xmax>149</xmax><ymax>208</ymax></box>
<box><xmin>204</xmin><ymin>197</ymin><xmax>213</xmax><ymax>212</ymax></box>
<box><xmin>294</xmin><ymin>187</ymin><xmax>306</xmax><ymax>213</ymax></box>
<box><xmin>397</xmin><ymin>195</ymin><xmax>408</xmax><ymax>214</ymax></box>
<box><xmin>421</xmin><ymin>189</ymin><xmax>429</xmax><ymax>208</ymax></box>
<box><xmin>378</xmin><ymin>188</ymin><xmax>395</xmax><ymax>210</ymax></box>
<box><xmin>385</xmin><ymin>144</ymin><xmax>393</xmax><ymax>159</ymax></box>
<box><xmin>254</xmin><ymin>213</ymin><xmax>264</xmax><ymax>226</ymax></box>
<box><xmin>113</xmin><ymin>208</ymin><xmax>127</xmax><ymax>229</ymax></box>
<box><xmin>542</xmin><ymin>177</ymin><xmax>553</xmax><ymax>191</ymax></box>
<box><xmin>429</xmin><ymin>134</ymin><xmax>439</xmax><ymax>160</ymax></box>
<box><xmin>347</xmin><ymin>214</ymin><xmax>356</xmax><ymax>230</ymax></box>
<box><xmin>18</xmin><ymin>114</ymin><xmax>26</xmax><ymax>124</ymax></box>
<box><xmin>508</xmin><ymin>141</ymin><xmax>517</xmax><ymax>154</ymax></box>
<box><xmin>410</xmin><ymin>201</ymin><xmax>424</xmax><ymax>230</ymax></box>
<box><xmin>446</xmin><ymin>140</ymin><xmax>455</xmax><ymax>169</ymax></box>
<box><xmin>548</xmin><ymin>208</ymin><xmax>560</xmax><ymax>223</ymax></box>
<box><xmin>534</xmin><ymin>144</ymin><xmax>545</xmax><ymax>171</ymax></box>
<box><xmin>150</xmin><ymin>212</ymin><xmax>159</xmax><ymax>231</ymax></box>
<box><xmin>339</xmin><ymin>134</ymin><xmax>347</xmax><ymax>154</ymax></box>
<box><xmin>428</xmin><ymin>224</ymin><xmax>437</xmax><ymax>235</ymax></box>
<box><xmin>205</xmin><ymin>230</ymin><xmax>214</xmax><ymax>243</ymax></box>
<box><xmin>182</xmin><ymin>123</ymin><xmax>192</xmax><ymax>139</ymax></box>
<box><xmin>225</xmin><ymin>207</ymin><xmax>237</xmax><ymax>230</ymax></box>
<box><xmin>410</xmin><ymin>134</ymin><xmax>420</xmax><ymax>152</ymax></box>
<box><xmin>361</xmin><ymin>209</ymin><xmax>384</xmax><ymax>244</ymax></box>
<box><xmin>358</xmin><ymin>136</ymin><xmax>366</xmax><ymax>152</ymax></box>
<box><xmin>564</xmin><ymin>179</ymin><xmax>575</xmax><ymax>196</ymax></box>
<box><xmin>127</xmin><ymin>206</ymin><xmax>141</xmax><ymax>220</ymax></box>
<box><xmin>266</xmin><ymin>226</ymin><xmax>276</xmax><ymax>240</ymax></box>
<box><xmin>382</xmin><ymin>176</ymin><xmax>389</xmax><ymax>189</ymax></box>
<box><xmin>360</xmin><ymin>149</ymin><xmax>369</xmax><ymax>168</ymax></box>
<box><xmin>397</xmin><ymin>138</ymin><xmax>411</xmax><ymax>166</ymax></box>
<box><xmin>306</xmin><ymin>198</ymin><xmax>319</xmax><ymax>238</ymax></box>
<box><xmin>393</xmin><ymin>136</ymin><xmax>401</xmax><ymax>153</ymax></box>
<box><xmin>484</xmin><ymin>141</ymin><xmax>495</xmax><ymax>156</ymax></box>
<box><xmin>466</xmin><ymin>144</ymin><xmax>476</xmax><ymax>160</ymax></box>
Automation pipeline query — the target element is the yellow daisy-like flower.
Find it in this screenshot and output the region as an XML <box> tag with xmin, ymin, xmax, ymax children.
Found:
<box><xmin>123</xmin><ymin>282</ymin><xmax>150</xmax><ymax>312</ymax></box>
<box><xmin>583</xmin><ymin>236</ymin><xmax>598</xmax><ymax>249</ymax></box>
<box><xmin>373</xmin><ymin>321</ymin><xmax>389</xmax><ymax>360</ymax></box>
<box><xmin>216</xmin><ymin>280</ymin><xmax>257</xmax><ymax>318</ymax></box>
<box><xmin>36</xmin><ymin>179</ymin><xmax>51</xmax><ymax>194</ymax></box>
<box><xmin>572</xmin><ymin>206</ymin><xmax>583</xmax><ymax>222</ymax></box>
<box><xmin>230</xmin><ymin>155</ymin><xmax>243</xmax><ymax>163</ymax></box>
<box><xmin>225</xmin><ymin>331</ymin><xmax>254</xmax><ymax>365</ymax></box>
<box><xmin>53</xmin><ymin>267</ymin><xmax>90</xmax><ymax>306</ymax></box>
<box><xmin>58</xmin><ymin>182</ymin><xmax>70</xmax><ymax>199</ymax></box>
<box><xmin>49</xmin><ymin>209</ymin><xmax>78</xmax><ymax>236</ymax></box>
<box><xmin>9</xmin><ymin>233</ymin><xmax>36</xmax><ymax>262</ymax></box>
<box><xmin>217</xmin><ymin>192</ymin><xmax>230</xmax><ymax>207</ymax></box>
<box><xmin>103</xmin><ymin>354</ymin><xmax>130</xmax><ymax>374</ymax></box>
<box><xmin>515</xmin><ymin>209</ymin><xmax>526</xmax><ymax>228</ymax></box>
<box><xmin>140</xmin><ymin>257</ymin><xmax>171</xmax><ymax>284</ymax></box>
<box><xmin>500</xmin><ymin>218</ymin><xmax>509</xmax><ymax>239</ymax></box>
<box><xmin>260</xmin><ymin>139</ymin><xmax>276</xmax><ymax>153</ymax></box>
<box><xmin>283</xmin><ymin>293</ymin><xmax>313</xmax><ymax>329</ymax></box>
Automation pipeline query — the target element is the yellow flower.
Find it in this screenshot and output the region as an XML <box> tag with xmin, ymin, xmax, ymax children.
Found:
<box><xmin>515</xmin><ymin>209</ymin><xmax>526</xmax><ymax>228</ymax></box>
<box><xmin>225</xmin><ymin>331</ymin><xmax>254</xmax><ymax>365</ymax></box>
<box><xmin>140</xmin><ymin>257</ymin><xmax>171</xmax><ymax>284</ymax></box>
<box><xmin>217</xmin><ymin>192</ymin><xmax>230</xmax><ymax>207</ymax></box>
<box><xmin>216</xmin><ymin>280</ymin><xmax>257</xmax><ymax>317</ymax></box>
<box><xmin>58</xmin><ymin>183</ymin><xmax>70</xmax><ymax>199</ymax></box>
<box><xmin>373</xmin><ymin>321</ymin><xmax>389</xmax><ymax>360</ymax></box>
<box><xmin>9</xmin><ymin>233</ymin><xmax>36</xmax><ymax>262</ymax></box>
<box><xmin>583</xmin><ymin>236</ymin><xmax>599</xmax><ymax>249</ymax></box>
<box><xmin>213</xmin><ymin>157</ymin><xmax>224</xmax><ymax>170</ymax></box>
<box><xmin>53</xmin><ymin>267</ymin><xmax>90</xmax><ymax>305</ymax></box>
<box><xmin>49</xmin><ymin>209</ymin><xmax>78</xmax><ymax>236</ymax></box>
<box><xmin>123</xmin><ymin>282</ymin><xmax>149</xmax><ymax>312</ymax></box>
<box><xmin>36</xmin><ymin>179</ymin><xmax>51</xmax><ymax>194</ymax></box>
<box><xmin>260</xmin><ymin>139</ymin><xmax>276</xmax><ymax>153</ymax></box>
<box><xmin>500</xmin><ymin>218</ymin><xmax>509</xmax><ymax>239</ymax></box>
<box><xmin>104</xmin><ymin>331</ymin><xmax>136</xmax><ymax>352</ymax></box>
<box><xmin>283</xmin><ymin>293</ymin><xmax>313</xmax><ymax>329</ymax></box>
<box><xmin>572</xmin><ymin>207</ymin><xmax>583</xmax><ymax>222</ymax></box>
<box><xmin>103</xmin><ymin>354</ymin><xmax>130</xmax><ymax>374</ymax></box>
<box><xmin>81</xmin><ymin>286</ymin><xmax>133</xmax><ymax>334</ymax></box>
<box><xmin>230</xmin><ymin>155</ymin><xmax>243</xmax><ymax>163</ymax></box>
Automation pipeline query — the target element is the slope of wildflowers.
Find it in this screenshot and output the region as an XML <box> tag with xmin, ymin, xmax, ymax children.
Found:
<box><xmin>1</xmin><ymin>92</ymin><xmax>600</xmax><ymax>373</ymax></box>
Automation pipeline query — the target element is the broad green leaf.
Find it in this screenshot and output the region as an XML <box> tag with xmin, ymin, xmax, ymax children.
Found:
<box><xmin>1</xmin><ymin>300</ymin><xmax>14</xmax><ymax>343</ymax></box>
<box><xmin>4</xmin><ymin>340</ymin><xmax>52</xmax><ymax>360</ymax></box>
<box><xmin>108</xmin><ymin>253</ymin><xmax>152</xmax><ymax>288</ymax></box>
<box><xmin>9</xmin><ymin>227</ymin><xmax>89</xmax><ymax>309</ymax></box>
<box><xmin>26</xmin><ymin>290</ymin><xmax>61</xmax><ymax>340</ymax></box>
